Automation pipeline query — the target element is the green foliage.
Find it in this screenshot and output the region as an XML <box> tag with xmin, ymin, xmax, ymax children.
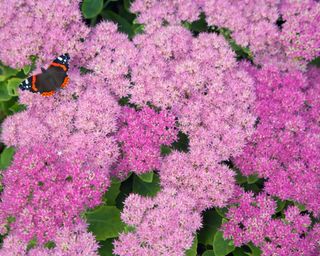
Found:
<box><xmin>132</xmin><ymin>172</ymin><xmax>160</xmax><ymax>197</ymax></box>
<box><xmin>103</xmin><ymin>178</ymin><xmax>121</xmax><ymax>205</ymax></box>
<box><xmin>185</xmin><ymin>235</ymin><xmax>198</xmax><ymax>256</ymax></box>
<box><xmin>213</xmin><ymin>231</ymin><xmax>235</xmax><ymax>256</ymax></box>
<box><xmin>247</xmin><ymin>243</ymin><xmax>262</xmax><ymax>256</ymax></box>
<box><xmin>0</xmin><ymin>146</ymin><xmax>15</xmax><ymax>170</ymax></box>
<box><xmin>198</xmin><ymin>208</ymin><xmax>222</xmax><ymax>245</ymax></box>
<box><xmin>86</xmin><ymin>206</ymin><xmax>125</xmax><ymax>241</ymax></box>
<box><xmin>99</xmin><ymin>238</ymin><xmax>115</xmax><ymax>256</ymax></box>
<box><xmin>137</xmin><ymin>171</ymin><xmax>154</xmax><ymax>183</ymax></box>
<box><xmin>82</xmin><ymin>0</ymin><xmax>104</xmax><ymax>19</ymax></box>
<box><xmin>202</xmin><ymin>250</ymin><xmax>215</xmax><ymax>256</ymax></box>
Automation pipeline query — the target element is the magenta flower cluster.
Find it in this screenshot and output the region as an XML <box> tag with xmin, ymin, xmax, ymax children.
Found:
<box><xmin>235</xmin><ymin>65</ymin><xmax>320</xmax><ymax>215</ymax></box>
<box><xmin>223</xmin><ymin>188</ymin><xmax>319</xmax><ymax>256</ymax></box>
<box><xmin>115</xmin><ymin>106</ymin><xmax>177</xmax><ymax>177</ymax></box>
<box><xmin>0</xmin><ymin>144</ymin><xmax>109</xmax><ymax>244</ymax></box>
<box><xmin>0</xmin><ymin>0</ymin><xmax>319</xmax><ymax>255</ymax></box>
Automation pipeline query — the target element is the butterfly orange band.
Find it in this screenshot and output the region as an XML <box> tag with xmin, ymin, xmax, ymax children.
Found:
<box><xmin>31</xmin><ymin>75</ymin><xmax>38</xmax><ymax>92</ymax></box>
<box><xmin>50</xmin><ymin>62</ymin><xmax>67</xmax><ymax>71</ymax></box>
<box><xmin>41</xmin><ymin>91</ymin><xmax>55</xmax><ymax>97</ymax></box>
<box><xmin>61</xmin><ymin>76</ymin><xmax>69</xmax><ymax>88</ymax></box>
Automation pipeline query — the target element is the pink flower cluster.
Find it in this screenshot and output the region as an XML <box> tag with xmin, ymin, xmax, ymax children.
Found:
<box><xmin>280</xmin><ymin>0</ymin><xmax>320</xmax><ymax>61</ymax></box>
<box><xmin>2</xmin><ymin>72</ymin><xmax>120</xmax><ymax>171</ymax></box>
<box><xmin>115</xmin><ymin>106</ymin><xmax>177</xmax><ymax>177</ymax></box>
<box><xmin>114</xmin><ymin>188</ymin><xmax>202</xmax><ymax>256</ymax></box>
<box><xmin>131</xmin><ymin>0</ymin><xmax>203</xmax><ymax>33</ymax></box>
<box><xmin>0</xmin><ymin>0</ymin><xmax>89</xmax><ymax>68</ymax></box>
<box><xmin>114</xmin><ymin>23</ymin><xmax>256</xmax><ymax>256</ymax></box>
<box><xmin>235</xmin><ymin>65</ymin><xmax>320</xmax><ymax>215</ymax></box>
<box><xmin>82</xmin><ymin>22</ymin><xmax>137</xmax><ymax>98</ymax></box>
<box><xmin>0</xmin><ymin>222</ymin><xmax>99</xmax><ymax>255</ymax></box>
<box><xmin>129</xmin><ymin>26</ymin><xmax>256</xmax><ymax>163</ymax></box>
<box><xmin>0</xmin><ymin>0</ymin><xmax>319</xmax><ymax>255</ymax></box>
<box><xmin>223</xmin><ymin>189</ymin><xmax>319</xmax><ymax>256</ymax></box>
<box><xmin>0</xmin><ymin>144</ymin><xmax>108</xmax><ymax>244</ymax></box>
<box><xmin>132</xmin><ymin>0</ymin><xmax>320</xmax><ymax>68</ymax></box>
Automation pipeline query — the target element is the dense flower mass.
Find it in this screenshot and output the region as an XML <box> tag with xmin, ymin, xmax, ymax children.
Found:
<box><xmin>235</xmin><ymin>65</ymin><xmax>320</xmax><ymax>215</ymax></box>
<box><xmin>115</xmin><ymin>106</ymin><xmax>177</xmax><ymax>177</ymax></box>
<box><xmin>131</xmin><ymin>0</ymin><xmax>203</xmax><ymax>33</ymax></box>
<box><xmin>82</xmin><ymin>21</ymin><xmax>137</xmax><ymax>98</ymax></box>
<box><xmin>280</xmin><ymin>0</ymin><xmax>320</xmax><ymax>61</ymax></box>
<box><xmin>2</xmin><ymin>72</ymin><xmax>120</xmax><ymax>171</ymax></box>
<box><xmin>114</xmin><ymin>188</ymin><xmax>202</xmax><ymax>256</ymax></box>
<box><xmin>160</xmin><ymin>151</ymin><xmax>235</xmax><ymax>210</ymax></box>
<box><xmin>223</xmin><ymin>190</ymin><xmax>319</xmax><ymax>256</ymax></box>
<box><xmin>0</xmin><ymin>144</ymin><xmax>108</xmax><ymax>244</ymax></box>
<box><xmin>0</xmin><ymin>0</ymin><xmax>89</xmax><ymax>68</ymax></box>
<box><xmin>0</xmin><ymin>222</ymin><xmax>99</xmax><ymax>255</ymax></box>
<box><xmin>0</xmin><ymin>0</ymin><xmax>319</xmax><ymax>255</ymax></box>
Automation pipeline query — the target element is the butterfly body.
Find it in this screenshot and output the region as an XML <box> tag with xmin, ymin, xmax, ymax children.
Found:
<box><xmin>19</xmin><ymin>54</ymin><xmax>70</xmax><ymax>96</ymax></box>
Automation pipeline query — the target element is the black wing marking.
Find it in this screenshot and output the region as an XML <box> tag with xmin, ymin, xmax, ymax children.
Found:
<box><xmin>35</xmin><ymin>67</ymin><xmax>66</xmax><ymax>93</ymax></box>
<box><xmin>19</xmin><ymin>77</ymin><xmax>33</xmax><ymax>91</ymax></box>
<box><xmin>52</xmin><ymin>53</ymin><xmax>70</xmax><ymax>71</ymax></box>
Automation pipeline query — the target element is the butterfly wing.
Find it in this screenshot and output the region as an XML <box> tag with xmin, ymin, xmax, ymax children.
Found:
<box><xmin>18</xmin><ymin>53</ymin><xmax>70</xmax><ymax>96</ymax></box>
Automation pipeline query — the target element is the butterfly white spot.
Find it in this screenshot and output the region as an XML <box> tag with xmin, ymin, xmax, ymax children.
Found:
<box><xmin>58</xmin><ymin>57</ymin><xmax>63</xmax><ymax>61</ymax></box>
<box><xmin>25</xmin><ymin>79</ymin><xmax>29</xmax><ymax>84</ymax></box>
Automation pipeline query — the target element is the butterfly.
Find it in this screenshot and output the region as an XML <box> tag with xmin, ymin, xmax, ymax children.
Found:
<box><xmin>19</xmin><ymin>53</ymin><xmax>70</xmax><ymax>96</ymax></box>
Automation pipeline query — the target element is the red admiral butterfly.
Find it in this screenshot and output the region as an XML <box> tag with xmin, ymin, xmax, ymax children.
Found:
<box><xmin>19</xmin><ymin>53</ymin><xmax>70</xmax><ymax>97</ymax></box>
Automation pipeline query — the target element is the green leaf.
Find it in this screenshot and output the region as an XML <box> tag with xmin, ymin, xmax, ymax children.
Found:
<box><xmin>133</xmin><ymin>173</ymin><xmax>160</xmax><ymax>197</ymax></box>
<box><xmin>81</xmin><ymin>0</ymin><xmax>104</xmax><ymax>19</ymax></box>
<box><xmin>213</xmin><ymin>231</ymin><xmax>235</xmax><ymax>256</ymax></box>
<box><xmin>101</xmin><ymin>10</ymin><xmax>135</xmax><ymax>38</ymax></box>
<box><xmin>99</xmin><ymin>239</ymin><xmax>114</xmax><ymax>256</ymax></box>
<box><xmin>86</xmin><ymin>206</ymin><xmax>125</xmax><ymax>240</ymax></box>
<box><xmin>9</xmin><ymin>102</ymin><xmax>26</xmax><ymax>115</ymax></box>
<box><xmin>198</xmin><ymin>208</ymin><xmax>222</xmax><ymax>245</ymax></box>
<box><xmin>23</xmin><ymin>65</ymin><xmax>31</xmax><ymax>75</ymax></box>
<box><xmin>247</xmin><ymin>243</ymin><xmax>262</xmax><ymax>256</ymax></box>
<box><xmin>247</xmin><ymin>174</ymin><xmax>259</xmax><ymax>184</ymax></box>
<box><xmin>185</xmin><ymin>235</ymin><xmax>197</xmax><ymax>256</ymax></box>
<box><xmin>160</xmin><ymin>145</ymin><xmax>172</xmax><ymax>156</ymax></box>
<box><xmin>235</xmin><ymin>170</ymin><xmax>247</xmax><ymax>184</ymax></box>
<box><xmin>202</xmin><ymin>250</ymin><xmax>215</xmax><ymax>256</ymax></box>
<box><xmin>138</xmin><ymin>171</ymin><xmax>154</xmax><ymax>183</ymax></box>
<box><xmin>123</xmin><ymin>0</ymin><xmax>132</xmax><ymax>11</ymax></box>
<box><xmin>0</xmin><ymin>65</ymin><xmax>18</xmax><ymax>81</ymax></box>
<box><xmin>104</xmin><ymin>179</ymin><xmax>121</xmax><ymax>205</ymax></box>
<box><xmin>275</xmin><ymin>198</ymin><xmax>287</xmax><ymax>213</ymax></box>
<box><xmin>294</xmin><ymin>202</ymin><xmax>306</xmax><ymax>211</ymax></box>
<box><xmin>0</xmin><ymin>147</ymin><xmax>15</xmax><ymax>170</ymax></box>
<box><xmin>7</xmin><ymin>78</ymin><xmax>22</xmax><ymax>96</ymax></box>
<box><xmin>233</xmin><ymin>247</ymin><xmax>248</xmax><ymax>256</ymax></box>
<box><xmin>0</xmin><ymin>83</ymin><xmax>11</xmax><ymax>101</ymax></box>
<box><xmin>104</xmin><ymin>0</ymin><xmax>118</xmax><ymax>8</ymax></box>
<box><xmin>215</xmin><ymin>207</ymin><xmax>228</xmax><ymax>218</ymax></box>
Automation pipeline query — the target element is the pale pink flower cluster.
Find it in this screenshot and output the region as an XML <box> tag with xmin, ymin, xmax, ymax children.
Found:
<box><xmin>131</xmin><ymin>0</ymin><xmax>204</xmax><ymax>33</ymax></box>
<box><xmin>132</xmin><ymin>0</ymin><xmax>320</xmax><ymax>68</ymax></box>
<box><xmin>280</xmin><ymin>0</ymin><xmax>320</xmax><ymax>61</ymax></box>
<box><xmin>0</xmin><ymin>222</ymin><xmax>99</xmax><ymax>255</ymax></box>
<box><xmin>114</xmin><ymin>188</ymin><xmax>202</xmax><ymax>256</ymax></box>
<box><xmin>0</xmin><ymin>0</ymin><xmax>89</xmax><ymax>68</ymax></box>
<box><xmin>2</xmin><ymin>72</ymin><xmax>120</xmax><ymax>171</ymax></box>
